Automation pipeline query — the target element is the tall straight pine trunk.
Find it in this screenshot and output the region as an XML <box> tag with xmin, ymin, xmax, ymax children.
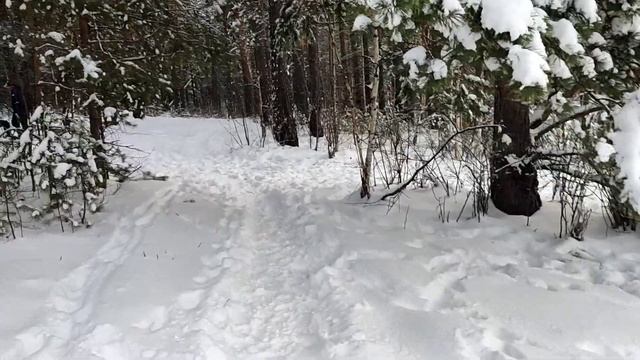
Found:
<box><xmin>307</xmin><ymin>31</ymin><xmax>324</xmax><ymax>138</ymax></box>
<box><xmin>79</xmin><ymin>12</ymin><xmax>102</xmax><ymax>142</ymax></box>
<box><xmin>79</xmin><ymin>11</ymin><xmax>107</xmax><ymax>187</ymax></box>
<box><xmin>268</xmin><ymin>0</ymin><xmax>299</xmax><ymax>147</ymax></box>
<box><xmin>490</xmin><ymin>83</ymin><xmax>541</xmax><ymax>216</ymax></box>
<box><xmin>238</xmin><ymin>36</ymin><xmax>255</xmax><ymax>117</ymax></box>
<box><xmin>291</xmin><ymin>47</ymin><xmax>309</xmax><ymax>119</ymax></box>
<box><xmin>254</xmin><ymin>38</ymin><xmax>271</xmax><ymax>138</ymax></box>
<box><xmin>360</xmin><ymin>28</ymin><xmax>380</xmax><ymax>199</ymax></box>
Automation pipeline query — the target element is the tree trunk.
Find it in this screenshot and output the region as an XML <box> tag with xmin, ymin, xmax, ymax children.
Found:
<box><xmin>210</xmin><ymin>58</ymin><xmax>222</xmax><ymax>114</ymax></box>
<box><xmin>78</xmin><ymin>14</ymin><xmax>102</xmax><ymax>140</ymax></box>
<box><xmin>378</xmin><ymin>58</ymin><xmax>386</xmax><ymax>111</ymax></box>
<box><xmin>338</xmin><ymin>14</ymin><xmax>351</xmax><ymax>114</ymax></box>
<box><xmin>362</xmin><ymin>33</ymin><xmax>371</xmax><ymax>113</ymax></box>
<box><xmin>360</xmin><ymin>28</ymin><xmax>380</xmax><ymax>199</ymax></box>
<box><xmin>307</xmin><ymin>32</ymin><xmax>324</xmax><ymax>138</ymax></box>
<box><xmin>79</xmin><ymin>12</ymin><xmax>103</xmax><ymax>142</ymax></box>
<box><xmin>490</xmin><ymin>83</ymin><xmax>541</xmax><ymax>216</ymax></box>
<box><xmin>325</xmin><ymin>18</ymin><xmax>339</xmax><ymax>157</ymax></box>
<box><xmin>79</xmin><ymin>11</ymin><xmax>107</xmax><ymax>187</ymax></box>
<box><xmin>239</xmin><ymin>36</ymin><xmax>255</xmax><ymax>117</ymax></box>
<box><xmin>254</xmin><ymin>27</ymin><xmax>272</xmax><ymax>139</ymax></box>
<box><xmin>268</xmin><ymin>0</ymin><xmax>298</xmax><ymax>147</ymax></box>
<box><xmin>292</xmin><ymin>46</ymin><xmax>309</xmax><ymax>118</ymax></box>
<box><xmin>350</xmin><ymin>34</ymin><xmax>365</xmax><ymax>113</ymax></box>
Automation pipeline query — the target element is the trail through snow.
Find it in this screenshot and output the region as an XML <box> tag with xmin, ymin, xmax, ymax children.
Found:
<box><xmin>1</xmin><ymin>117</ymin><xmax>640</xmax><ymax>359</ymax></box>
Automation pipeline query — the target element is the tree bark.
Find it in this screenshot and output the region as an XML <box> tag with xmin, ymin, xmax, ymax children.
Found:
<box><xmin>79</xmin><ymin>12</ymin><xmax>103</xmax><ymax>142</ymax></box>
<box><xmin>490</xmin><ymin>83</ymin><xmax>541</xmax><ymax>216</ymax></box>
<box><xmin>307</xmin><ymin>32</ymin><xmax>324</xmax><ymax>138</ymax></box>
<box><xmin>268</xmin><ymin>0</ymin><xmax>299</xmax><ymax>147</ymax></box>
<box><xmin>378</xmin><ymin>58</ymin><xmax>386</xmax><ymax>111</ymax></box>
<box><xmin>239</xmin><ymin>33</ymin><xmax>255</xmax><ymax>117</ymax></box>
<box><xmin>362</xmin><ymin>33</ymin><xmax>371</xmax><ymax>113</ymax></box>
<box><xmin>326</xmin><ymin>17</ymin><xmax>340</xmax><ymax>157</ymax></box>
<box><xmin>360</xmin><ymin>28</ymin><xmax>380</xmax><ymax>199</ymax></box>
<box><xmin>338</xmin><ymin>13</ymin><xmax>351</xmax><ymax>114</ymax></box>
<box><xmin>254</xmin><ymin>2</ymin><xmax>272</xmax><ymax>141</ymax></box>
<box><xmin>350</xmin><ymin>34</ymin><xmax>365</xmax><ymax>113</ymax></box>
<box><xmin>292</xmin><ymin>46</ymin><xmax>309</xmax><ymax>118</ymax></box>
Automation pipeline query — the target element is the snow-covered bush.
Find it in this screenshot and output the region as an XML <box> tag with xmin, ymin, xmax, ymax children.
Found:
<box><xmin>350</xmin><ymin>0</ymin><xmax>640</xmax><ymax>233</ymax></box>
<box><xmin>0</xmin><ymin>0</ymin><xmax>190</xmax><ymax>237</ymax></box>
<box><xmin>611</xmin><ymin>90</ymin><xmax>640</xmax><ymax>212</ymax></box>
<box><xmin>0</xmin><ymin>108</ymin><xmax>131</xmax><ymax>237</ymax></box>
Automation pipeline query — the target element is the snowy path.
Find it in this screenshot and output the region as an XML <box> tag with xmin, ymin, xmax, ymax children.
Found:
<box><xmin>1</xmin><ymin>184</ymin><xmax>181</xmax><ymax>359</ymax></box>
<box><xmin>2</xmin><ymin>117</ymin><xmax>640</xmax><ymax>359</ymax></box>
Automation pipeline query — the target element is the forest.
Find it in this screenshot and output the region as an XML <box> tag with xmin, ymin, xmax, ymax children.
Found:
<box><xmin>2</xmin><ymin>0</ymin><xmax>640</xmax><ymax>233</ymax></box>
<box><xmin>1</xmin><ymin>0</ymin><xmax>640</xmax><ymax>359</ymax></box>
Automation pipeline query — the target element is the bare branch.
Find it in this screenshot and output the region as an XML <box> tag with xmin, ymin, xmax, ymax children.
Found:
<box><xmin>380</xmin><ymin>124</ymin><xmax>499</xmax><ymax>201</ymax></box>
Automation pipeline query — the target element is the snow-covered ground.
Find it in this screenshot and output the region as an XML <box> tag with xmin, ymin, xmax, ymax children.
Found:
<box><xmin>1</xmin><ymin>116</ymin><xmax>640</xmax><ymax>360</ymax></box>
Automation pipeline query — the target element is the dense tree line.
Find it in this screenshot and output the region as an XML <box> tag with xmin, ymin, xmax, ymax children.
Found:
<box><xmin>1</xmin><ymin>0</ymin><xmax>640</xmax><ymax>238</ymax></box>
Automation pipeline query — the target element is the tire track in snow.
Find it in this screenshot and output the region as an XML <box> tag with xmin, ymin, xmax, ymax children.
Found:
<box><xmin>1</xmin><ymin>184</ymin><xmax>181</xmax><ymax>360</ymax></box>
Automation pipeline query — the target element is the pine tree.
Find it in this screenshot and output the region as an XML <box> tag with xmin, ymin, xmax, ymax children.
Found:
<box><xmin>358</xmin><ymin>0</ymin><xmax>613</xmax><ymax>216</ymax></box>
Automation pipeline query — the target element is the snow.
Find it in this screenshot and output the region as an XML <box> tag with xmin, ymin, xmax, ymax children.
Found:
<box><xmin>451</xmin><ymin>23</ymin><xmax>481</xmax><ymax>50</ymax></box>
<box><xmin>19</xmin><ymin>129</ymin><xmax>31</xmax><ymax>147</ymax></box>
<box><xmin>573</xmin><ymin>0</ymin><xmax>599</xmax><ymax>23</ymax></box>
<box><xmin>571</xmin><ymin>119</ymin><xmax>586</xmax><ymax>138</ymax></box>
<box><xmin>580</xmin><ymin>55</ymin><xmax>597</xmax><ymax>78</ymax></box>
<box><xmin>30</xmin><ymin>105</ymin><xmax>43</xmax><ymax>122</ymax></box>
<box><xmin>550</xmin><ymin>19</ymin><xmax>585</xmax><ymax>55</ymax></box>
<box><xmin>402</xmin><ymin>46</ymin><xmax>447</xmax><ymax>81</ymax></box>
<box><xmin>442</xmin><ymin>0</ymin><xmax>464</xmax><ymax>15</ymax></box>
<box><xmin>550</xmin><ymin>91</ymin><xmax>567</xmax><ymax>110</ymax></box>
<box><xmin>527</xmin><ymin>30</ymin><xmax>547</xmax><ymax>58</ymax></box>
<box><xmin>484</xmin><ymin>57</ymin><xmax>501</xmax><ymax>71</ymax></box>
<box><xmin>529</xmin><ymin>7</ymin><xmax>549</xmax><ymax>32</ymax></box>
<box><xmin>46</xmin><ymin>32</ymin><xmax>65</xmax><ymax>43</ymax></box>
<box><xmin>435</xmin><ymin>21</ymin><xmax>481</xmax><ymax>51</ymax></box>
<box><xmin>507</xmin><ymin>45</ymin><xmax>550</xmax><ymax>88</ymax></box>
<box><xmin>2</xmin><ymin>117</ymin><xmax>640</xmax><ymax>359</ymax></box>
<box><xmin>104</xmin><ymin>107</ymin><xmax>117</xmax><ymax>119</ymax></box>
<box><xmin>588</xmin><ymin>32</ymin><xmax>607</xmax><ymax>46</ymax></box>
<box><xmin>82</xmin><ymin>93</ymin><xmax>104</xmax><ymax>108</ymax></box>
<box><xmin>611</xmin><ymin>90</ymin><xmax>640</xmax><ymax>212</ymax></box>
<box><xmin>591</xmin><ymin>48</ymin><xmax>614</xmax><ymax>71</ymax></box>
<box><xmin>611</xmin><ymin>15</ymin><xmax>640</xmax><ymax>36</ymax></box>
<box><xmin>480</xmin><ymin>0</ymin><xmax>534</xmax><ymax>41</ymax></box>
<box><xmin>548</xmin><ymin>54</ymin><xmax>572</xmax><ymax>79</ymax></box>
<box><xmin>428</xmin><ymin>59</ymin><xmax>448</xmax><ymax>80</ymax></box>
<box><xmin>403</xmin><ymin>46</ymin><xmax>427</xmax><ymax>79</ymax></box>
<box><xmin>13</xmin><ymin>39</ymin><xmax>24</xmax><ymax>57</ymax></box>
<box><xmin>53</xmin><ymin>162</ymin><xmax>72</xmax><ymax>179</ymax></box>
<box><xmin>352</xmin><ymin>15</ymin><xmax>372</xmax><ymax>31</ymax></box>
<box><xmin>55</xmin><ymin>49</ymin><xmax>102</xmax><ymax>80</ymax></box>
<box><xmin>596</xmin><ymin>138</ymin><xmax>615</xmax><ymax>162</ymax></box>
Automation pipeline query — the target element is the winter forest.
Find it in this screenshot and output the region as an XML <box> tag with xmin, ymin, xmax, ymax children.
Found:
<box><xmin>2</xmin><ymin>0</ymin><xmax>640</xmax><ymax>359</ymax></box>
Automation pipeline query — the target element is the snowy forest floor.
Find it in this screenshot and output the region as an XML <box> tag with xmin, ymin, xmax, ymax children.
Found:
<box><xmin>1</xmin><ymin>116</ymin><xmax>640</xmax><ymax>360</ymax></box>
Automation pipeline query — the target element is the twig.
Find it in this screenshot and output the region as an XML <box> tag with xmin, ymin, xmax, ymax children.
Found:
<box><xmin>381</xmin><ymin>124</ymin><xmax>499</xmax><ymax>201</ymax></box>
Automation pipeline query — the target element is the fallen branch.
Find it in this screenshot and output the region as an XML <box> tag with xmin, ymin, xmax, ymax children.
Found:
<box><xmin>534</xmin><ymin>106</ymin><xmax>603</xmax><ymax>141</ymax></box>
<box><xmin>381</xmin><ymin>124</ymin><xmax>499</xmax><ymax>201</ymax></box>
